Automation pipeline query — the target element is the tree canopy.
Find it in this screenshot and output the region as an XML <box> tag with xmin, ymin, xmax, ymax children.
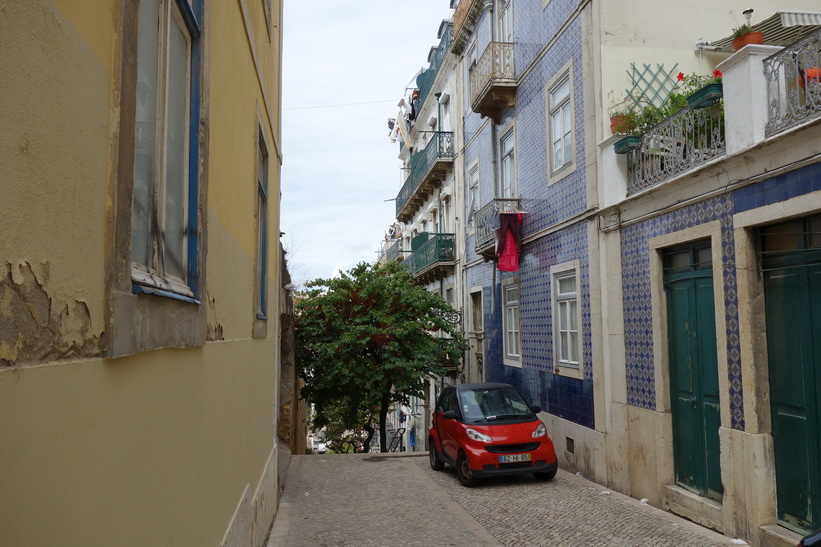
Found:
<box><xmin>295</xmin><ymin>261</ymin><xmax>466</xmax><ymax>452</ymax></box>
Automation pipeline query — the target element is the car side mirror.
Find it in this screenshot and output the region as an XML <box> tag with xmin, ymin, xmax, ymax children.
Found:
<box><xmin>531</xmin><ymin>405</ymin><xmax>542</xmax><ymax>414</ymax></box>
<box><xmin>442</xmin><ymin>410</ymin><xmax>458</xmax><ymax>420</ymax></box>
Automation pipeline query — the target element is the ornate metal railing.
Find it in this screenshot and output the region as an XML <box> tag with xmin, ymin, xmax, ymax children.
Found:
<box><xmin>469</xmin><ymin>42</ymin><xmax>515</xmax><ymax>107</ymax></box>
<box><xmin>395</xmin><ymin>132</ymin><xmax>454</xmax><ymax>217</ymax></box>
<box><xmin>415</xmin><ymin>23</ymin><xmax>453</xmax><ymax>113</ymax></box>
<box><xmin>473</xmin><ymin>198</ymin><xmax>520</xmax><ymax>253</ymax></box>
<box><xmin>403</xmin><ymin>234</ymin><xmax>455</xmax><ymax>275</ymax></box>
<box><xmin>626</xmin><ymin>102</ymin><xmax>726</xmax><ymax>195</ymax></box>
<box><xmin>763</xmin><ymin>28</ymin><xmax>821</xmax><ymax>136</ymax></box>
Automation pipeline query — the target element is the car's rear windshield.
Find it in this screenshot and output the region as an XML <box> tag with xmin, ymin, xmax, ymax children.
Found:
<box><xmin>458</xmin><ymin>387</ymin><xmax>534</xmax><ymax>423</ymax></box>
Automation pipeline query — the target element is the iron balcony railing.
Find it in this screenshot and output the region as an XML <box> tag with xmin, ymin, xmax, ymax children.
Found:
<box><xmin>470</xmin><ymin>42</ymin><xmax>515</xmax><ymax>108</ymax></box>
<box><xmin>626</xmin><ymin>102</ymin><xmax>726</xmax><ymax>195</ymax></box>
<box><xmin>415</xmin><ymin>23</ymin><xmax>453</xmax><ymax>115</ymax></box>
<box><xmin>403</xmin><ymin>234</ymin><xmax>455</xmax><ymax>275</ymax></box>
<box><xmin>395</xmin><ymin>132</ymin><xmax>454</xmax><ymax>217</ymax></box>
<box><xmin>473</xmin><ymin>198</ymin><xmax>521</xmax><ymax>253</ymax></box>
<box><xmin>385</xmin><ymin>239</ymin><xmax>404</xmax><ymax>263</ymax></box>
<box><xmin>763</xmin><ymin>27</ymin><xmax>821</xmax><ymax>136</ymax></box>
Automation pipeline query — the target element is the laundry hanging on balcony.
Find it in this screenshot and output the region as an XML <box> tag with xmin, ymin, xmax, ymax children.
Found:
<box><xmin>496</xmin><ymin>212</ymin><xmax>523</xmax><ymax>272</ymax></box>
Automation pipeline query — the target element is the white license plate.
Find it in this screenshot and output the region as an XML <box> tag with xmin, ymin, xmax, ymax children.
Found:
<box><xmin>499</xmin><ymin>453</ymin><xmax>531</xmax><ymax>463</ymax></box>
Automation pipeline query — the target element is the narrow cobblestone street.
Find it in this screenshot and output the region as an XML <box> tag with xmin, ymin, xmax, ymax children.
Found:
<box><xmin>268</xmin><ymin>453</ymin><xmax>740</xmax><ymax>547</ymax></box>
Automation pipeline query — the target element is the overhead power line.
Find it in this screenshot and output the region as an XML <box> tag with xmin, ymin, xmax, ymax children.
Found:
<box><xmin>283</xmin><ymin>99</ymin><xmax>396</xmax><ymax>111</ymax></box>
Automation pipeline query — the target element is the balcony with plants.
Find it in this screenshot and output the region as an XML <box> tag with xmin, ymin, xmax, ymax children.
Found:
<box><xmin>610</xmin><ymin>70</ymin><xmax>726</xmax><ymax>196</ymax></box>
<box><xmin>469</xmin><ymin>41</ymin><xmax>516</xmax><ymax>123</ymax></box>
<box><xmin>473</xmin><ymin>198</ymin><xmax>521</xmax><ymax>258</ymax></box>
<box><xmin>402</xmin><ymin>233</ymin><xmax>456</xmax><ymax>282</ymax></box>
<box><xmin>395</xmin><ymin>131</ymin><xmax>454</xmax><ymax>223</ymax></box>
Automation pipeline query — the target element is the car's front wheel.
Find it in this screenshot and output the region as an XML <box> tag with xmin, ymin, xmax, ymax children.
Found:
<box><xmin>534</xmin><ymin>469</ymin><xmax>557</xmax><ymax>481</ymax></box>
<box><xmin>429</xmin><ymin>439</ymin><xmax>444</xmax><ymax>471</ymax></box>
<box><xmin>456</xmin><ymin>452</ymin><xmax>479</xmax><ymax>487</ymax></box>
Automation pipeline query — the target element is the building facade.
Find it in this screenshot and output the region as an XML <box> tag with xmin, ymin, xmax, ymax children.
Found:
<box><xmin>384</xmin><ymin>1</ymin><xmax>821</xmax><ymax>545</ymax></box>
<box><xmin>0</xmin><ymin>1</ymin><xmax>285</xmax><ymax>545</ymax></box>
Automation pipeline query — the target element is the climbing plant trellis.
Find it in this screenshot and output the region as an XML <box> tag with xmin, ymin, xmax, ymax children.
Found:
<box><xmin>623</xmin><ymin>62</ymin><xmax>680</xmax><ymax>109</ymax></box>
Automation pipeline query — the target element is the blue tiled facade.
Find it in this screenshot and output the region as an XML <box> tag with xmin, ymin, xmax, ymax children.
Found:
<box><xmin>620</xmin><ymin>162</ymin><xmax>821</xmax><ymax>432</ymax></box>
<box><xmin>463</xmin><ymin>3</ymin><xmax>593</xmax><ymax>429</ymax></box>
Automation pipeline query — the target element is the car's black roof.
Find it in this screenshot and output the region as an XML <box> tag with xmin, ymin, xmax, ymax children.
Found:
<box><xmin>452</xmin><ymin>382</ymin><xmax>514</xmax><ymax>391</ymax></box>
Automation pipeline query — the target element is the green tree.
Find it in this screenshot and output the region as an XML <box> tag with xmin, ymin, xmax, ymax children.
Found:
<box><xmin>295</xmin><ymin>261</ymin><xmax>467</xmax><ymax>452</ymax></box>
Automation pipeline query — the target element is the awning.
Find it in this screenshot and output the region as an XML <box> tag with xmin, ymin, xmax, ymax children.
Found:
<box><xmin>698</xmin><ymin>10</ymin><xmax>821</xmax><ymax>53</ymax></box>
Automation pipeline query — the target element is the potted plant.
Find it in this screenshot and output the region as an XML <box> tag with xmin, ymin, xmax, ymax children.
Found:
<box><xmin>675</xmin><ymin>70</ymin><xmax>723</xmax><ymax>109</ymax></box>
<box><xmin>732</xmin><ymin>24</ymin><xmax>764</xmax><ymax>51</ymax></box>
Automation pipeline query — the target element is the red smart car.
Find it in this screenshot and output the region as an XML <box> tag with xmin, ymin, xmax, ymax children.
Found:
<box><xmin>428</xmin><ymin>382</ymin><xmax>558</xmax><ymax>487</ymax></box>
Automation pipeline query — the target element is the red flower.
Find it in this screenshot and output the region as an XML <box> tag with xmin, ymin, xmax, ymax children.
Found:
<box><xmin>677</xmin><ymin>72</ymin><xmax>685</xmax><ymax>81</ymax></box>
<box><xmin>713</xmin><ymin>69</ymin><xmax>722</xmax><ymax>78</ymax></box>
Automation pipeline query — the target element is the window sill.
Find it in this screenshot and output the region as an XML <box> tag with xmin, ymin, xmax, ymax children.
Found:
<box><xmin>132</xmin><ymin>283</ymin><xmax>201</xmax><ymax>305</ymax></box>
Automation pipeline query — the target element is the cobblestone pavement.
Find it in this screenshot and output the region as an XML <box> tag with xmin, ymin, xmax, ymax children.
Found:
<box><xmin>268</xmin><ymin>453</ymin><xmax>742</xmax><ymax>547</ymax></box>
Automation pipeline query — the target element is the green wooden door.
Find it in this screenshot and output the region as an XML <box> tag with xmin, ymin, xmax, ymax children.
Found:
<box><xmin>761</xmin><ymin>216</ymin><xmax>821</xmax><ymax>533</ymax></box>
<box><xmin>664</xmin><ymin>242</ymin><xmax>723</xmax><ymax>500</ymax></box>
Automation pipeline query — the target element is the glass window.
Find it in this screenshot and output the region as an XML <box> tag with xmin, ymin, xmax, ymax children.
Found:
<box><xmin>498</xmin><ymin>0</ymin><xmax>513</xmax><ymax>42</ymax></box>
<box><xmin>555</xmin><ymin>270</ymin><xmax>579</xmax><ymax>367</ymax></box>
<box><xmin>549</xmin><ymin>76</ymin><xmax>572</xmax><ymax>173</ymax></box>
<box><xmin>504</xmin><ymin>283</ymin><xmax>520</xmax><ymax>359</ymax></box>
<box><xmin>255</xmin><ymin>132</ymin><xmax>269</xmax><ymax>320</ymax></box>
<box><xmin>132</xmin><ymin>0</ymin><xmax>197</xmax><ymax>297</ymax></box>
<box><xmin>500</xmin><ymin>129</ymin><xmax>515</xmax><ymax>198</ymax></box>
<box><xmin>468</xmin><ymin>166</ymin><xmax>479</xmax><ymax>226</ymax></box>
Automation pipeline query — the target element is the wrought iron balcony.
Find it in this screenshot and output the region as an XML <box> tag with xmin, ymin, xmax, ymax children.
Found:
<box><xmin>473</xmin><ymin>198</ymin><xmax>521</xmax><ymax>257</ymax></box>
<box><xmin>763</xmin><ymin>27</ymin><xmax>821</xmax><ymax>136</ymax></box>
<box><xmin>395</xmin><ymin>132</ymin><xmax>454</xmax><ymax>223</ymax></box>
<box><xmin>385</xmin><ymin>239</ymin><xmax>405</xmax><ymax>263</ymax></box>
<box><xmin>414</xmin><ymin>22</ymin><xmax>453</xmax><ymax>117</ymax></box>
<box><xmin>469</xmin><ymin>42</ymin><xmax>516</xmax><ymax>123</ymax></box>
<box><xmin>403</xmin><ymin>233</ymin><xmax>455</xmax><ymax>281</ymax></box>
<box><xmin>625</xmin><ymin>102</ymin><xmax>726</xmax><ymax>196</ymax></box>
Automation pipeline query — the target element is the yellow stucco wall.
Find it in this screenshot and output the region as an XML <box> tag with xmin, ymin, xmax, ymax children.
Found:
<box><xmin>0</xmin><ymin>0</ymin><xmax>112</xmax><ymax>362</ymax></box>
<box><xmin>0</xmin><ymin>0</ymin><xmax>283</xmax><ymax>544</ymax></box>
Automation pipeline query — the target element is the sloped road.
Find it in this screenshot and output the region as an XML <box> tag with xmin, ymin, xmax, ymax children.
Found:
<box><xmin>267</xmin><ymin>453</ymin><xmax>739</xmax><ymax>547</ymax></box>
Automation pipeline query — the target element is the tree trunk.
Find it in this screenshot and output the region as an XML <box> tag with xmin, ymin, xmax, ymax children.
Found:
<box><xmin>379</xmin><ymin>391</ymin><xmax>391</xmax><ymax>453</ymax></box>
<box><xmin>362</xmin><ymin>419</ymin><xmax>375</xmax><ymax>453</ymax></box>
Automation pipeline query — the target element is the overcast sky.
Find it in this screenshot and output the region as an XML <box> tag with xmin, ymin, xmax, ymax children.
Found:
<box><xmin>281</xmin><ymin>0</ymin><xmax>453</xmax><ymax>287</ymax></box>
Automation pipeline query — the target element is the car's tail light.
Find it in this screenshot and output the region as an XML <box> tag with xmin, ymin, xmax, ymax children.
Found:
<box><xmin>532</xmin><ymin>422</ymin><xmax>547</xmax><ymax>438</ymax></box>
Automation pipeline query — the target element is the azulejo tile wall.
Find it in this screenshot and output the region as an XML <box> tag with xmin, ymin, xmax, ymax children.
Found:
<box><xmin>620</xmin><ymin>195</ymin><xmax>745</xmax><ymax>430</ymax></box>
<box><xmin>475</xmin><ymin>220</ymin><xmax>594</xmax><ymax>429</ymax></box>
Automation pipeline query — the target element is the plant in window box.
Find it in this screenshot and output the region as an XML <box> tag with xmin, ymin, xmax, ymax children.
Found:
<box><xmin>674</xmin><ymin>70</ymin><xmax>723</xmax><ymax>109</ymax></box>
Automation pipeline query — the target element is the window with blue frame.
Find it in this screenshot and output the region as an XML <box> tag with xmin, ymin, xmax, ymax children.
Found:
<box><xmin>255</xmin><ymin>130</ymin><xmax>269</xmax><ymax>321</ymax></box>
<box><xmin>131</xmin><ymin>0</ymin><xmax>202</xmax><ymax>301</ymax></box>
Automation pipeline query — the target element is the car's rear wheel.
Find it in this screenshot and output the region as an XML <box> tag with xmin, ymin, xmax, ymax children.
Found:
<box><xmin>429</xmin><ymin>439</ymin><xmax>444</xmax><ymax>471</ymax></box>
<box><xmin>534</xmin><ymin>469</ymin><xmax>557</xmax><ymax>481</ymax></box>
<box><xmin>456</xmin><ymin>452</ymin><xmax>479</xmax><ymax>487</ymax></box>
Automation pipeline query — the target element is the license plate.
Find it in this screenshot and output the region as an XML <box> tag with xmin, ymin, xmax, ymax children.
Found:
<box><xmin>499</xmin><ymin>453</ymin><xmax>531</xmax><ymax>463</ymax></box>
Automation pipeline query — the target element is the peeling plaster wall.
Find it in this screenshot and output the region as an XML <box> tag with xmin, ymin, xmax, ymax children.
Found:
<box><xmin>0</xmin><ymin>0</ymin><xmax>109</xmax><ymax>367</ymax></box>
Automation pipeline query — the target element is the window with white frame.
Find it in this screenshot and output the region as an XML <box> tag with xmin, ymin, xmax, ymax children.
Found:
<box><xmin>466</xmin><ymin>41</ymin><xmax>478</xmax><ymax>108</ymax></box>
<box><xmin>468</xmin><ymin>164</ymin><xmax>479</xmax><ymax>229</ymax></box>
<box><xmin>551</xmin><ymin>263</ymin><xmax>582</xmax><ymax>378</ymax></box>
<box><xmin>132</xmin><ymin>0</ymin><xmax>199</xmax><ymax>298</ymax></box>
<box><xmin>548</xmin><ymin>71</ymin><xmax>573</xmax><ymax>175</ymax></box>
<box><xmin>500</xmin><ymin>128</ymin><xmax>516</xmax><ymax>199</ymax></box>
<box><xmin>503</xmin><ymin>280</ymin><xmax>521</xmax><ymax>365</ymax></box>
<box><xmin>499</xmin><ymin>0</ymin><xmax>513</xmax><ymax>42</ymax></box>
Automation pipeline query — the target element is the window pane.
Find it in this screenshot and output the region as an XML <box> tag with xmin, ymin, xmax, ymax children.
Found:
<box><xmin>568</xmin><ymin>300</ymin><xmax>578</xmax><ymax>330</ymax></box>
<box><xmin>570</xmin><ymin>331</ymin><xmax>579</xmax><ymax>362</ymax></box>
<box><xmin>132</xmin><ymin>0</ymin><xmax>160</xmax><ymax>268</ymax></box>
<box><xmin>163</xmin><ymin>10</ymin><xmax>191</xmax><ymax>281</ymax></box>
<box><xmin>559</xmin><ymin>302</ymin><xmax>568</xmax><ymax>329</ymax></box>
<box><xmin>551</xmin><ymin>80</ymin><xmax>570</xmax><ymax>108</ymax></box>
<box><xmin>558</xmin><ymin>275</ymin><xmax>575</xmax><ymax>294</ymax></box>
<box><xmin>560</xmin><ymin>332</ymin><xmax>568</xmax><ymax>360</ymax></box>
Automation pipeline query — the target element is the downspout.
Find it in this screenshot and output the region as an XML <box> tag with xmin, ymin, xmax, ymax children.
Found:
<box><xmin>487</xmin><ymin>0</ymin><xmax>498</xmax><ymax>317</ymax></box>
